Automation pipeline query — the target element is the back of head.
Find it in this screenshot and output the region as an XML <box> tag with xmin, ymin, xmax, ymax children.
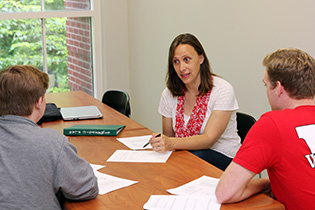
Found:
<box><xmin>0</xmin><ymin>65</ymin><xmax>49</xmax><ymax>116</ymax></box>
<box><xmin>263</xmin><ymin>48</ymin><xmax>315</xmax><ymax>99</ymax></box>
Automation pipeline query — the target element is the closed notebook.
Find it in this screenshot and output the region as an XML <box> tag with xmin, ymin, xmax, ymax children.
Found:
<box><xmin>64</xmin><ymin>124</ymin><xmax>125</xmax><ymax>136</ymax></box>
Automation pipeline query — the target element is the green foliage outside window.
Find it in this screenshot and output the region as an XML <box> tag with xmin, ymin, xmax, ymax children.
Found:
<box><xmin>0</xmin><ymin>0</ymin><xmax>70</xmax><ymax>93</ymax></box>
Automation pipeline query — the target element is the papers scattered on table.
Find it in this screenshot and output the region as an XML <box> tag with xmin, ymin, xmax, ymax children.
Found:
<box><xmin>107</xmin><ymin>150</ymin><xmax>173</xmax><ymax>163</ymax></box>
<box><xmin>143</xmin><ymin>195</ymin><xmax>220</xmax><ymax>210</ymax></box>
<box><xmin>116</xmin><ymin>135</ymin><xmax>153</xmax><ymax>150</ymax></box>
<box><xmin>167</xmin><ymin>175</ymin><xmax>219</xmax><ymax>196</ymax></box>
<box><xmin>143</xmin><ymin>176</ymin><xmax>221</xmax><ymax>210</ymax></box>
<box><xmin>89</xmin><ymin>163</ymin><xmax>138</xmax><ymax>195</ymax></box>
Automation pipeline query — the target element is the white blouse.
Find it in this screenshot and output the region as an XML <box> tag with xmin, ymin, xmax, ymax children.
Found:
<box><xmin>158</xmin><ymin>76</ymin><xmax>241</xmax><ymax>158</ymax></box>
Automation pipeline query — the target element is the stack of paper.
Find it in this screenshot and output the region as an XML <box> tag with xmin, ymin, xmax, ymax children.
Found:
<box><xmin>143</xmin><ymin>176</ymin><xmax>221</xmax><ymax>210</ymax></box>
<box><xmin>143</xmin><ymin>195</ymin><xmax>220</xmax><ymax>210</ymax></box>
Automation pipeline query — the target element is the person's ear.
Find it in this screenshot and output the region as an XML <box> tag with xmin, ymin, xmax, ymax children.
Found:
<box><xmin>35</xmin><ymin>96</ymin><xmax>44</xmax><ymax>110</ymax></box>
<box><xmin>199</xmin><ymin>54</ymin><xmax>204</xmax><ymax>65</ymax></box>
<box><xmin>276</xmin><ymin>81</ymin><xmax>284</xmax><ymax>96</ymax></box>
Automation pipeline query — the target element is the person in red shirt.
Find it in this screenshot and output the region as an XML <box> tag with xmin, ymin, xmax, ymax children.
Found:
<box><xmin>215</xmin><ymin>48</ymin><xmax>315</xmax><ymax>210</ymax></box>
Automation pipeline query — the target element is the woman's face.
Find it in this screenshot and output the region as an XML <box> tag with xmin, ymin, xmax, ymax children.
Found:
<box><xmin>172</xmin><ymin>44</ymin><xmax>204</xmax><ymax>87</ymax></box>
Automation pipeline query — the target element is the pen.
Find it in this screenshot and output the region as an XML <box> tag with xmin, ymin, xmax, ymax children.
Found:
<box><xmin>143</xmin><ymin>133</ymin><xmax>161</xmax><ymax>148</ymax></box>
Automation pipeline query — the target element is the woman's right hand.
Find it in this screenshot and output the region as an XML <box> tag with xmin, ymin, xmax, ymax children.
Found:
<box><xmin>149</xmin><ymin>133</ymin><xmax>170</xmax><ymax>153</ymax></box>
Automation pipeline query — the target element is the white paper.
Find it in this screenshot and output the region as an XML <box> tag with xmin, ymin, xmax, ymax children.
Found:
<box><xmin>167</xmin><ymin>175</ymin><xmax>220</xmax><ymax>196</ymax></box>
<box><xmin>116</xmin><ymin>135</ymin><xmax>153</xmax><ymax>150</ymax></box>
<box><xmin>89</xmin><ymin>163</ymin><xmax>137</xmax><ymax>195</ymax></box>
<box><xmin>90</xmin><ymin>163</ymin><xmax>106</xmax><ymax>171</ymax></box>
<box><xmin>94</xmin><ymin>171</ymin><xmax>138</xmax><ymax>195</ymax></box>
<box><xmin>107</xmin><ymin>150</ymin><xmax>172</xmax><ymax>163</ymax></box>
<box><xmin>143</xmin><ymin>195</ymin><xmax>220</xmax><ymax>210</ymax></box>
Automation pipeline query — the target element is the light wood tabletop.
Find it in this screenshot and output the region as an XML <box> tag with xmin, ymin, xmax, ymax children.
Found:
<box><xmin>44</xmin><ymin>91</ymin><xmax>146</xmax><ymax>133</ymax></box>
<box><xmin>42</xmin><ymin>91</ymin><xmax>285</xmax><ymax>210</ymax></box>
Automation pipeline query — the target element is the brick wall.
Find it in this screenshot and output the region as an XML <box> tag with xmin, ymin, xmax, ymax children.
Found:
<box><xmin>65</xmin><ymin>0</ymin><xmax>93</xmax><ymax>95</ymax></box>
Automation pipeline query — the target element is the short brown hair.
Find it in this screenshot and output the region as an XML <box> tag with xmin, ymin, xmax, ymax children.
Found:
<box><xmin>0</xmin><ymin>65</ymin><xmax>49</xmax><ymax>116</ymax></box>
<box><xmin>166</xmin><ymin>33</ymin><xmax>215</xmax><ymax>96</ymax></box>
<box><xmin>263</xmin><ymin>48</ymin><xmax>315</xmax><ymax>99</ymax></box>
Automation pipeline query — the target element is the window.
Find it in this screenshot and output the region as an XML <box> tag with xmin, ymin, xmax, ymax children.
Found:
<box><xmin>0</xmin><ymin>0</ymin><xmax>102</xmax><ymax>96</ymax></box>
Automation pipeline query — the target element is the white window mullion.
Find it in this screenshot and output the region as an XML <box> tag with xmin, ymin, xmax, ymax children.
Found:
<box><xmin>40</xmin><ymin>0</ymin><xmax>45</xmax><ymax>12</ymax></box>
<box><xmin>42</xmin><ymin>18</ymin><xmax>48</xmax><ymax>74</ymax></box>
<box><xmin>40</xmin><ymin>0</ymin><xmax>48</xmax><ymax>74</ymax></box>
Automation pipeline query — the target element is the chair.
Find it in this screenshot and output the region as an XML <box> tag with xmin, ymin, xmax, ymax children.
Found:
<box><xmin>236</xmin><ymin>112</ymin><xmax>262</xmax><ymax>178</ymax></box>
<box><xmin>102</xmin><ymin>90</ymin><xmax>131</xmax><ymax>117</ymax></box>
<box><xmin>236</xmin><ymin>112</ymin><xmax>256</xmax><ymax>144</ymax></box>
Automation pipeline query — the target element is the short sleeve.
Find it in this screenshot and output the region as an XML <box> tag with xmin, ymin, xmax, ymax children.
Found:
<box><xmin>158</xmin><ymin>88</ymin><xmax>177</xmax><ymax>118</ymax></box>
<box><xmin>211</xmin><ymin>77</ymin><xmax>239</xmax><ymax>111</ymax></box>
<box><xmin>233</xmin><ymin>114</ymin><xmax>282</xmax><ymax>174</ymax></box>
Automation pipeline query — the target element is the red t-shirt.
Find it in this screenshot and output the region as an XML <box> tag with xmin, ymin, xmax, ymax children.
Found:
<box><xmin>233</xmin><ymin>106</ymin><xmax>315</xmax><ymax>210</ymax></box>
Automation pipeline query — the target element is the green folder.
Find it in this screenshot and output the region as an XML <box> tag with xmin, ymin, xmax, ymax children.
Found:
<box><xmin>63</xmin><ymin>124</ymin><xmax>125</xmax><ymax>136</ymax></box>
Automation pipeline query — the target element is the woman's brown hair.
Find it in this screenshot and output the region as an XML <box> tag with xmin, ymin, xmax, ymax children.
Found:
<box><xmin>166</xmin><ymin>33</ymin><xmax>215</xmax><ymax>97</ymax></box>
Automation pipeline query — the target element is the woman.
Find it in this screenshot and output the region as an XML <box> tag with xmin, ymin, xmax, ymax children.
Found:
<box><xmin>149</xmin><ymin>33</ymin><xmax>241</xmax><ymax>170</ymax></box>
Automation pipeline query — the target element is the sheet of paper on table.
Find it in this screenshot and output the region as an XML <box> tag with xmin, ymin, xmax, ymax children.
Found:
<box><xmin>90</xmin><ymin>163</ymin><xmax>106</xmax><ymax>171</ymax></box>
<box><xmin>116</xmin><ymin>135</ymin><xmax>153</xmax><ymax>150</ymax></box>
<box><xmin>143</xmin><ymin>195</ymin><xmax>220</xmax><ymax>210</ymax></box>
<box><xmin>143</xmin><ymin>175</ymin><xmax>221</xmax><ymax>210</ymax></box>
<box><xmin>107</xmin><ymin>150</ymin><xmax>172</xmax><ymax>163</ymax></box>
<box><xmin>94</xmin><ymin>171</ymin><xmax>138</xmax><ymax>195</ymax></box>
<box><xmin>89</xmin><ymin>163</ymin><xmax>138</xmax><ymax>195</ymax></box>
<box><xmin>167</xmin><ymin>175</ymin><xmax>220</xmax><ymax>196</ymax></box>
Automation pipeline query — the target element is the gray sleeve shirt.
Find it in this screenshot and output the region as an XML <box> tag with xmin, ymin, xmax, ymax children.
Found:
<box><xmin>0</xmin><ymin>115</ymin><xmax>98</xmax><ymax>210</ymax></box>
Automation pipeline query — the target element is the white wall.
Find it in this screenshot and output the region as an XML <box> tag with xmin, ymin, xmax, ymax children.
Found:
<box><xmin>126</xmin><ymin>0</ymin><xmax>315</xmax><ymax>132</ymax></box>
<box><xmin>101</xmin><ymin>0</ymin><xmax>315</xmax><ymax>133</ymax></box>
<box><xmin>101</xmin><ymin>0</ymin><xmax>130</xmax><ymax>98</ymax></box>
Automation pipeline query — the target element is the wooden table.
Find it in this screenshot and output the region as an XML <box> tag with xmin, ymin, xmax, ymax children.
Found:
<box><xmin>42</xmin><ymin>91</ymin><xmax>284</xmax><ymax>210</ymax></box>
<box><xmin>44</xmin><ymin>91</ymin><xmax>146</xmax><ymax>133</ymax></box>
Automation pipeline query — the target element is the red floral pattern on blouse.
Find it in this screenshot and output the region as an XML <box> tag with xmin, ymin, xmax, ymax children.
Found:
<box><xmin>175</xmin><ymin>90</ymin><xmax>211</xmax><ymax>137</ymax></box>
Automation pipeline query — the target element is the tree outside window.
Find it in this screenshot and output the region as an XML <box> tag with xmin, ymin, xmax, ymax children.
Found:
<box><xmin>0</xmin><ymin>0</ymin><xmax>94</xmax><ymax>95</ymax></box>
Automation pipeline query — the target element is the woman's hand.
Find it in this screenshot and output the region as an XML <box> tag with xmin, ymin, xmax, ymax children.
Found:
<box><xmin>149</xmin><ymin>133</ymin><xmax>170</xmax><ymax>153</ymax></box>
<box><xmin>160</xmin><ymin>111</ymin><xmax>233</xmax><ymax>151</ymax></box>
